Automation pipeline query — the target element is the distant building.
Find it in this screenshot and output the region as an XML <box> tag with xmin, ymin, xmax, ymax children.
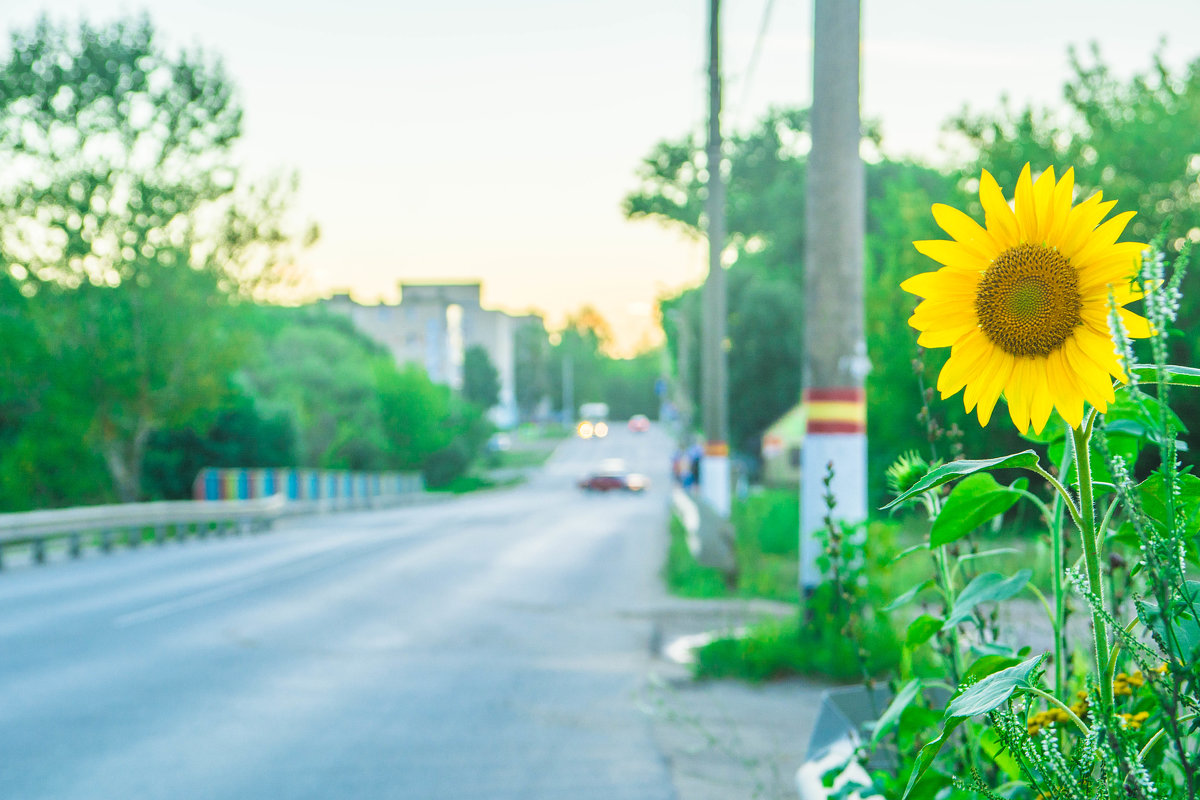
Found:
<box><xmin>760</xmin><ymin>404</ymin><xmax>806</xmax><ymax>487</ymax></box>
<box><xmin>323</xmin><ymin>282</ymin><xmax>541</xmax><ymax>429</ymax></box>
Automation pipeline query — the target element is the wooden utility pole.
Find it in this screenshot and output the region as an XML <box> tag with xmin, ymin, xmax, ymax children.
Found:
<box><xmin>800</xmin><ymin>0</ymin><xmax>867</xmax><ymax>591</ymax></box>
<box><xmin>701</xmin><ymin>0</ymin><xmax>730</xmax><ymax>517</ymax></box>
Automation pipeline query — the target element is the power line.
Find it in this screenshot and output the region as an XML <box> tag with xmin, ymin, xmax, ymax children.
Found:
<box><xmin>734</xmin><ymin>0</ymin><xmax>777</xmax><ymax>126</ymax></box>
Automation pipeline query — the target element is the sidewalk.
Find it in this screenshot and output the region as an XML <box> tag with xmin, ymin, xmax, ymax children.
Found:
<box><xmin>635</xmin><ymin>599</ymin><xmax>835</xmax><ymax>800</ymax></box>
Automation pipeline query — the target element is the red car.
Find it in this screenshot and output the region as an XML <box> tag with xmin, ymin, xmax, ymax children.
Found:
<box><xmin>577</xmin><ymin>459</ymin><xmax>649</xmax><ymax>492</ymax></box>
<box><xmin>628</xmin><ymin>414</ymin><xmax>650</xmax><ymax>432</ymax></box>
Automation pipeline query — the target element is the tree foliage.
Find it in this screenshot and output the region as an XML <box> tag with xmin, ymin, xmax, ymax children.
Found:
<box><xmin>628</xmin><ymin>108</ymin><xmax>958</xmax><ymax>485</ymax></box>
<box><xmin>0</xmin><ymin>15</ymin><xmax>305</xmax><ymax>501</ymax></box>
<box><xmin>462</xmin><ymin>345</ymin><xmax>500</xmax><ymax>410</ymax></box>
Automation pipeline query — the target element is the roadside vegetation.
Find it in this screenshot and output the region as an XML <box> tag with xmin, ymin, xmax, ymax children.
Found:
<box><xmin>651</xmin><ymin>42</ymin><xmax>1200</xmax><ymax>799</ymax></box>
<box><xmin>0</xmin><ymin>15</ymin><xmax>660</xmax><ymax>513</ymax></box>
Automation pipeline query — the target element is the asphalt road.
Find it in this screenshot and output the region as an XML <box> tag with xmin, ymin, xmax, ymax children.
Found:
<box><xmin>0</xmin><ymin>425</ymin><xmax>679</xmax><ymax>800</ymax></box>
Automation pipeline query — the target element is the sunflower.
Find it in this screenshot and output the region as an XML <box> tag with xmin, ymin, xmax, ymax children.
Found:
<box><xmin>902</xmin><ymin>164</ymin><xmax>1150</xmax><ymax>434</ymax></box>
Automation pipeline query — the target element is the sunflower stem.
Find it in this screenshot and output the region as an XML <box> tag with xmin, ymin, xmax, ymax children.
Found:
<box><xmin>1050</xmin><ymin>419</ymin><xmax>1076</xmax><ymax>709</ymax></box>
<box><xmin>1071</xmin><ymin>420</ymin><xmax>1113</xmax><ymax>711</ymax></box>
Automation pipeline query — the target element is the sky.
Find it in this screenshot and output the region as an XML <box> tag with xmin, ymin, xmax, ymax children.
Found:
<box><xmin>7</xmin><ymin>0</ymin><xmax>1200</xmax><ymax>354</ymax></box>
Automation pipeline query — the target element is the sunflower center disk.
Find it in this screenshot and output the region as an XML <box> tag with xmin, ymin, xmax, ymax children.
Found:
<box><xmin>975</xmin><ymin>243</ymin><xmax>1082</xmax><ymax>358</ymax></box>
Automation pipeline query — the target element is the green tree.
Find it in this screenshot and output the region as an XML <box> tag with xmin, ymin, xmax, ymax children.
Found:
<box><xmin>462</xmin><ymin>345</ymin><xmax>500</xmax><ymax>410</ymax></box>
<box><xmin>548</xmin><ymin>307</ymin><xmax>610</xmax><ymax>417</ymax></box>
<box><xmin>0</xmin><ymin>15</ymin><xmax>305</xmax><ymax>501</ymax></box>
<box><xmin>513</xmin><ymin>319</ymin><xmax>551</xmax><ymax>420</ymax></box>
<box><xmin>627</xmin><ymin>108</ymin><xmax>963</xmax><ymax>493</ymax></box>
<box><xmin>599</xmin><ymin>350</ymin><xmax>662</xmax><ymax>421</ymax></box>
<box><xmin>142</xmin><ymin>388</ymin><xmax>297</xmax><ymax>500</ymax></box>
<box><xmin>375</xmin><ymin>361</ymin><xmax>454</xmax><ymax>470</ymax></box>
<box><xmin>242</xmin><ymin>318</ymin><xmax>389</xmax><ymax>470</ymax></box>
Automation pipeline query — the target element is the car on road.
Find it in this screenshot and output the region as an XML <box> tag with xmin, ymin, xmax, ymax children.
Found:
<box><xmin>577</xmin><ymin>459</ymin><xmax>649</xmax><ymax>493</ymax></box>
<box><xmin>627</xmin><ymin>414</ymin><xmax>650</xmax><ymax>433</ymax></box>
<box><xmin>576</xmin><ymin>420</ymin><xmax>609</xmax><ymax>439</ymax></box>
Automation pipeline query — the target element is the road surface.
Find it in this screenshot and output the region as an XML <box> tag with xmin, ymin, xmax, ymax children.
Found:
<box><xmin>0</xmin><ymin>425</ymin><xmax>679</xmax><ymax>799</ymax></box>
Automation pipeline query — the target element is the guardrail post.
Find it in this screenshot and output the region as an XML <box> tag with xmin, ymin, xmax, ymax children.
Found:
<box><xmin>99</xmin><ymin>529</ymin><xmax>113</xmax><ymax>553</ymax></box>
<box><xmin>127</xmin><ymin>527</ymin><xmax>140</xmax><ymax>548</ymax></box>
<box><xmin>154</xmin><ymin>525</ymin><xmax>166</xmax><ymax>545</ymax></box>
<box><xmin>69</xmin><ymin>532</ymin><xmax>81</xmax><ymax>558</ymax></box>
<box><xmin>32</xmin><ymin>538</ymin><xmax>46</xmax><ymax>564</ymax></box>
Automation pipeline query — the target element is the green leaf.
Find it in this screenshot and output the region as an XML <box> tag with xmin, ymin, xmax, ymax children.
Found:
<box><xmin>882</xmin><ymin>451</ymin><xmax>1041</xmax><ymax>510</ymax></box>
<box><xmin>884</xmin><ymin>579</ymin><xmax>934</xmax><ymax>612</ymax></box>
<box><xmin>1020</xmin><ymin>416</ymin><xmax>1068</xmax><ymax>445</ymax></box>
<box><xmin>902</xmin><ymin>716</ymin><xmax>963</xmax><ymax>800</ymax></box>
<box><xmin>943</xmin><ymin>570</ymin><xmax>1033</xmax><ymax>630</ymax></box>
<box><xmin>870</xmin><ymin>679</ymin><xmax>923</xmax><ymax>744</ymax></box>
<box><xmin>1143</xmin><ymin>580</ymin><xmax>1200</xmax><ymax>664</ymax></box>
<box><xmin>961</xmin><ymin>654</ymin><xmax>1023</xmax><ymax>684</ymax></box>
<box><xmin>1137</xmin><ymin>473</ymin><xmax>1200</xmax><ymax>538</ymax></box>
<box><xmin>930</xmin><ymin>473</ymin><xmax>1024</xmax><ymax>547</ymax></box>
<box><xmin>980</xmin><ymin>728</ymin><xmax>1022</xmax><ymax>781</ymax></box>
<box><xmin>1131</xmin><ymin>364</ymin><xmax>1200</xmax><ymax>388</ymax></box>
<box><xmin>907</xmin><ymin>614</ymin><xmax>944</xmax><ymax>647</ymax></box>
<box><xmin>945</xmin><ymin>654</ymin><xmax>1044</xmax><ymax>718</ymax></box>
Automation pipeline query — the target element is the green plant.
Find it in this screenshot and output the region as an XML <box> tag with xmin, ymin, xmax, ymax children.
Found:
<box><xmin>663</xmin><ymin>515</ymin><xmax>728</xmax><ymax>598</ymax></box>
<box><xmin>838</xmin><ymin>178</ymin><xmax>1200</xmax><ymax>800</ymax></box>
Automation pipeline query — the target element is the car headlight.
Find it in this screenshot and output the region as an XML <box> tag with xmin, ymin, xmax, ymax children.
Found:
<box><xmin>577</xmin><ymin>421</ymin><xmax>594</xmax><ymax>439</ymax></box>
<box><xmin>594</xmin><ymin>421</ymin><xmax>609</xmax><ymax>438</ymax></box>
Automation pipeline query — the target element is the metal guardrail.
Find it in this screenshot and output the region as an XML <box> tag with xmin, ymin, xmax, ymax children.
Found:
<box><xmin>0</xmin><ymin>494</ymin><xmax>287</xmax><ymax>569</ymax></box>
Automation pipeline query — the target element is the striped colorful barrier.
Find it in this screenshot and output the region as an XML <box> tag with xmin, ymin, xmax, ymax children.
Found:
<box><xmin>192</xmin><ymin>468</ymin><xmax>425</xmax><ymax>508</ymax></box>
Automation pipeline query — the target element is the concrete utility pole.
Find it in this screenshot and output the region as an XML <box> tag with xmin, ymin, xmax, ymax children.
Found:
<box><xmin>800</xmin><ymin>0</ymin><xmax>868</xmax><ymax>591</ymax></box>
<box><xmin>701</xmin><ymin>0</ymin><xmax>730</xmax><ymax>517</ymax></box>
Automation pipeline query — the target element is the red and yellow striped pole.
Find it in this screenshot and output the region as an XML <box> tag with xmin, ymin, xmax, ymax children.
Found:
<box><xmin>803</xmin><ymin>388</ymin><xmax>866</xmax><ymax>435</ymax></box>
<box><xmin>800</xmin><ymin>387</ymin><xmax>868</xmax><ymax>589</ymax></box>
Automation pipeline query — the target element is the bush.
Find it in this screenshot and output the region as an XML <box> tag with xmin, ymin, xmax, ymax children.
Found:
<box><xmin>422</xmin><ymin>440</ymin><xmax>472</xmax><ymax>489</ymax></box>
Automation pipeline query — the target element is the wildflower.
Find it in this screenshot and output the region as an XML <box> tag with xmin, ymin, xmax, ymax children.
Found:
<box><xmin>1118</xmin><ymin>711</ymin><xmax>1150</xmax><ymax>730</ymax></box>
<box><xmin>903</xmin><ymin>165</ymin><xmax>1151</xmax><ymax>433</ymax></box>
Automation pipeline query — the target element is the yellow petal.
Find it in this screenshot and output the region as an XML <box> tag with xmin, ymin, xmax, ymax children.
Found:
<box><xmin>1006</xmin><ymin>358</ymin><xmax>1033</xmax><ymax>433</ymax></box>
<box><xmin>1014</xmin><ymin>164</ymin><xmax>1037</xmax><ymax>242</ymax></box>
<box><xmin>965</xmin><ymin>344</ymin><xmax>1011</xmax><ymax>413</ymax></box>
<box><xmin>1118</xmin><ymin>309</ymin><xmax>1153</xmax><ymax>339</ymax></box>
<box><xmin>931</xmin><ymin>204</ymin><xmax>1001</xmax><ymax>262</ymax></box>
<box><xmin>1058</xmin><ymin>196</ymin><xmax>1115</xmax><ymax>260</ymax></box>
<box><xmin>979</xmin><ymin>169</ymin><xmax>1020</xmax><ymax>246</ymax></box>
<box><xmin>1032</xmin><ymin>166</ymin><xmax>1057</xmax><ymax>243</ymax></box>
<box><xmin>1075</xmin><ymin>240</ymin><xmax>1146</xmax><ymax>278</ymax></box>
<box><xmin>1029</xmin><ymin>361</ymin><xmax>1055</xmax><ymax>434</ymax></box>
<box><xmin>976</xmin><ymin>351</ymin><xmax>1014</xmax><ymax>426</ymax></box>
<box><xmin>1063</xmin><ymin>337</ymin><xmax>1116</xmax><ymax>410</ymax></box>
<box><xmin>1079</xmin><ymin>265</ymin><xmax>1142</xmax><ymax>296</ymax></box>
<box><xmin>1075</xmin><ymin>327</ymin><xmax>1122</xmax><ymax>375</ymax></box>
<box><xmin>913</xmin><ymin>240</ymin><xmax>989</xmax><ymax>270</ymax></box>
<box><xmin>937</xmin><ymin>330</ymin><xmax>990</xmax><ymax>396</ymax></box>
<box><xmin>1044</xmin><ymin>167</ymin><xmax>1075</xmax><ymax>245</ymax></box>
<box><xmin>910</xmin><ymin>297</ymin><xmax>979</xmax><ymax>327</ymax></box>
<box><xmin>917</xmin><ymin>323</ymin><xmax>977</xmax><ymax>348</ymax></box>
<box><xmin>1071</xmin><ymin>210</ymin><xmax>1137</xmax><ymax>267</ymax></box>
<box><xmin>901</xmin><ymin>268</ymin><xmax>981</xmax><ymax>298</ymax></box>
<box><xmin>1047</xmin><ymin>350</ymin><xmax>1085</xmax><ymax>429</ymax></box>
